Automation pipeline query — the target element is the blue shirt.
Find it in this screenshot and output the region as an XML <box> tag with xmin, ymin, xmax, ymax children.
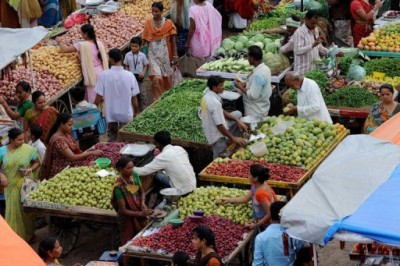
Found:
<box><xmin>253</xmin><ymin>224</ymin><xmax>303</xmax><ymax>266</ymax></box>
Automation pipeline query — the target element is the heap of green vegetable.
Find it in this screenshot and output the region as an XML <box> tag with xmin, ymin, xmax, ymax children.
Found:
<box><xmin>249</xmin><ymin>17</ymin><xmax>285</xmax><ymax>31</ymax></box>
<box><xmin>364</xmin><ymin>58</ymin><xmax>400</xmax><ymax>77</ymax></box>
<box><xmin>123</xmin><ymin>80</ymin><xmax>207</xmax><ymax>143</ymax></box>
<box><xmin>338</xmin><ymin>56</ymin><xmax>353</xmax><ymax>76</ymax></box>
<box><xmin>324</xmin><ymin>86</ymin><xmax>378</xmax><ymax>107</ymax></box>
<box><xmin>202</xmin><ymin>58</ymin><xmax>254</xmax><ymax>74</ymax></box>
<box><xmin>267</xmin><ymin>8</ymin><xmax>305</xmax><ymax>19</ymax></box>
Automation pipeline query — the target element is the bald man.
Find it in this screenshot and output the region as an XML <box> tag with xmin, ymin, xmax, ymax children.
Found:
<box><xmin>284</xmin><ymin>72</ymin><xmax>332</xmax><ymax>123</ymax></box>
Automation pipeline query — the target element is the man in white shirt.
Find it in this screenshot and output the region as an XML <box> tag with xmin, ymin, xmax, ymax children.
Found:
<box><xmin>284</xmin><ymin>71</ymin><xmax>332</xmax><ymax>124</ymax></box>
<box><xmin>235</xmin><ymin>46</ymin><xmax>272</xmax><ymax>117</ymax></box>
<box><xmin>292</xmin><ymin>10</ymin><xmax>328</xmax><ymax>75</ymax></box>
<box><xmin>134</xmin><ymin>131</ymin><xmax>196</xmax><ymax>194</ymax></box>
<box><xmin>201</xmin><ymin>76</ymin><xmax>248</xmax><ymax>159</ymax></box>
<box><xmin>95</xmin><ymin>48</ymin><xmax>140</xmax><ymax>142</ymax></box>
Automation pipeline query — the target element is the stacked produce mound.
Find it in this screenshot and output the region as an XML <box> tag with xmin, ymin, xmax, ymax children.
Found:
<box><xmin>130</xmin><ymin>216</ymin><xmax>248</xmax><ymax>258</ymax></box>
<box><xmin>120</xmin><ymin>0</ymin><xmax>170</xmax><ymax>24</ymax></box>
<box><xmin>353</xmin><ymin>243</ymin><xmax>400</xmax><ymax>256</ymax></box>
<box><xmin>232</xmin><ymin>115</ymin><xmax>347</xmax><ymax>169</ymax></box>
<box><xmin>357</xmin><ymin>24</ymin><xmax>400</xmax><ymax>52</ymax></box>
<box><xmin>28</xmin><ymin>166</ymin><xmax>116</xmax><ymax>210</ymax></box>
<box><xmin>178</xmin><ymin>186</ymin><xmax>252</xmax><ymax>224</ymax></box>
<box><xmin>30</xmin><ymin>46</ymin><xmax>81</xmax><ymax>88</ymax></box>
<box><xmin>204</xmin><ymin>160</ymin><xmax>307</xmax><ymax>183</ymax></box>
<box><xmin>123</xmin><ymin>80</ymin><xmax>207</xmax><ymax>143</ymax></box>
<box><xmin>74</xmin><ymin>142</ymin><xmax>126</xmax><ymax>167</ymax></box>
<box><xmin>0</xmin><ymin>67</ymin><xmax>63</xmax><ymax>102</ymax></box>
<box><xmin>57</xmin><ymin>13</ymin><xmax>143</xmax><ymax>51</ymax></box>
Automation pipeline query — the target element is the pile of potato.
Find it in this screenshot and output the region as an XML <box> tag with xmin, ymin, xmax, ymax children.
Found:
<box><xmin>120</xmin><ymin>0</ymin><xmax>171</xmax><ymax>24</ymax></box>
<box><xmin>30</xmin><ymin>46</ymin><xmax>82</xmax><ymax>88</ymax></box>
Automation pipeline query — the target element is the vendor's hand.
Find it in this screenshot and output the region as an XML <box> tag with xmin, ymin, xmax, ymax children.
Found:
<box><xmin>141</xmin><ymin>209</ymin><xmax>153</xmax><ymax>217</ymax></box>
<box><xmin>21</xmin><ymin>168</ymin><xmax>32</xmax><ymax>176</ymax></box>
<box><xmin>0</xmin><ymin>96</ymin><xmax>5</xmax><ymax>105</ymax></box>
<box><xmin>139</xmin><ymin>72</ymin><xmax>145</xmax><ymax>79</ymax></box>
<box><xmin>286</xmin><ymin>106</ymin><xmax>297</xmax><ymax>115</ymax></box>
<box><xmin>0</xmin><ymin>174</ymin><xmax>8</xmax><ymax>188</ymax></box>
<box><xmin>232</xmin><ymin>136</ymin><xmax>247</xmax><ymax>147</ymax></box>
<box><xmin>90</xmin><ymin>149</ymin><xmax>103</xmax><ymax>157</ymax></box>
<box><xmin>245</xmin><ymin>221</ymin><xmax>257</xmax><ymax>229</ymax></box>
<box><xmin>375</xmin><ymin>0</ymin><xmax>383</xmax><ymax>9</ymax></box>
<box><xmin>236</xmin><ymin>120</ymin><xmax>248</xmax><ymax>132</ymax></box>
<box><xmin>312</xmin><ymin>37</ymin><xmax>322</xmax><ymax>48</ymax></box>
<box><xmin>234</xmin><ymin>80</ymin><xmax>245</xmax><ymax>91</ymax></box>
<box><xmin>219</xmin><ymin>197</ymin><xmax>231</xmax><ymax>204</ymax></box>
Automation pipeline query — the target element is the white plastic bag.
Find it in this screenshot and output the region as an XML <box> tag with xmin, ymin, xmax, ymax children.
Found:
<box><xmin>20</xmin><ymin>174</ymin><xmax>39</xmax><ymax>203</ymax></box>
<box><xmin>172</xmin><ymin>67</ymin><xmax>183</xmax><ymax>86</ymax></box>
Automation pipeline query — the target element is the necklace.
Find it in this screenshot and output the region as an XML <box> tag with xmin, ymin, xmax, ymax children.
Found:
<box><xmin>121</xmin><ymin>176</ymin><xmax>139</xmax><ymax>194</ymax></box>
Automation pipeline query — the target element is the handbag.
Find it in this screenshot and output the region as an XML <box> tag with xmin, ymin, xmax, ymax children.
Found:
<box><xmin>20</xmin><ymin>169</ymin><xmax>39</xmax><ymax>203</ymax></box>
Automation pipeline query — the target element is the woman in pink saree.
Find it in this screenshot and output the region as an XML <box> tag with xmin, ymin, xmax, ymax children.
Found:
<box><xmin>185</xmin><ymin>0</ymin><xmax>222</xmax><ymax>60</ymax></box>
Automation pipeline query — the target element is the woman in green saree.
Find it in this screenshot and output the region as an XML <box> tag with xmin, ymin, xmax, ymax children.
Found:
<box><xmin>0</xmin><ymin>128</ymin><xmax>40</xmax><ymax>242</ymax></box>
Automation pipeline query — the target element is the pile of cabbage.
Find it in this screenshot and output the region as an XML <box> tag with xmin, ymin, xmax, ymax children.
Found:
<box><xmin>215</xmin><ymin>32</ymin><xmax>291</xmax><ymax>75</ymax></box>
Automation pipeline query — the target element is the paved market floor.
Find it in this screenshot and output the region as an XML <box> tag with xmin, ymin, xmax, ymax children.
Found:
<box><xmin>30</xmin><ymin>225</ymin><xmax>355</xmax><ymax>265</ymax></box>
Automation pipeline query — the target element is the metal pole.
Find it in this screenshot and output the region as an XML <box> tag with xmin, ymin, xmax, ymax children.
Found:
<box><xmin>313</xmin><ymin>244</ymin><xmax>318</xmax><ymax>266</ymax></box>
<box><xmin>301</xmin><ymin>0</ymin><xmax>304</xmax><ymax>12</ymax></box>
<box><xmin>28</xmin><ymin>51</ymin><xmax>36</xmax><ymax>92</ymax></box>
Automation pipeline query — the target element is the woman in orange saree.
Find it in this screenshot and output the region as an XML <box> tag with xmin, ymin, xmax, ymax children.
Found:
<box><xmin>143</xmin><ymin>2</ymin><xmax>178</xmax><ymax>102</ymax></box>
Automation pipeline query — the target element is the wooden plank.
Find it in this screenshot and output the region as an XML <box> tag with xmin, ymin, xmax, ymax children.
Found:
<box><xmin>199</xmin><ymin>130</ymin><xmax>349</xmax><ymax>190</ymax></box>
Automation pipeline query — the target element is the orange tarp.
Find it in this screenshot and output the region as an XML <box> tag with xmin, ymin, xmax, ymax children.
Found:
<box><xmin>0</xmin><ymin>216</ymin><xmax>45</xmax><ymax>266</ymax></box>
<box><xmin>371</xmin><ymin>112</ymin><xmax>400</xmax><ymax>145</ymax></box>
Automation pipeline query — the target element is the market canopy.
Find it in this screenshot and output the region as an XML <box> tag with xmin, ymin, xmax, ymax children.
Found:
<box><xmin>0</xmin><ymin>27</ymin><xmax>48</xmax><ymax>70</ymax></box>
<box><xmin>370</xmin><ymin>112</ymin><xmax>400</xmax><ymax>145</ymax></box>
<box><xmin>0</xmin><ymin>216</ymin><xmax>45</xmax><ymax>266</ymax></box>
<box><xmin>281</xmin><ymin>135</ymin><xmax>400</xmax><ymax>246</ymax></box>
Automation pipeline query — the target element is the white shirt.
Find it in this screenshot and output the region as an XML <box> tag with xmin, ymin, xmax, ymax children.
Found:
<box><xmin>95</xmin><ymin>66</ymin><xmax>140</xmax><ymax>123</ymax></box>
<box><xmin>292</xmin><ymin>24</ymin><xmax>329</xmax><ymax>75</ymax></box>
<box><xmin>243</xmin><ymin>63</ymin><xmax>272</xmax><ymax>117</ymax></box>
<box><xmin>123</xmin><ymin>51</ymin><xmax>149</xmax><ymax>74</ymax></box>
<box><xmin>297</xmin><ymin>78</ymin><xmax>332</xmax><ymax>124</ymax></box>
<box><xmin>135</xmin><ymin>145</ymin><xmax>196</xmax><ymax>194</ymax></box>
<box><xmin>29</xmin><ymin>139</ymin><xmax>46</xmax><ymax>161</ymax></box>
<box><xmin>201</xmin><ymin>89</ymin><xmax>227</xmax><ymax>144</ymax></box>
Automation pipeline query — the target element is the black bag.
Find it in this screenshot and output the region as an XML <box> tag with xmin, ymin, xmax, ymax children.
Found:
<box><xmin>134</xmin><ymin>73</ymin><xmax>144</xmax><ymax>83</ymax></box>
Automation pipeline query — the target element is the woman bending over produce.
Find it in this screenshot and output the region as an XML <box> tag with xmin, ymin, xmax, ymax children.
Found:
<box><xmin>143</xmin><ymin>2</ymin><xmax>178</xmax><ymax>102</ymax></box>
<box><xmin>57</xmin><ymin>24</ymin><xmax>108</xmax><ymax>103</ymax></box>
<box><xmin>0</xmin><ymin>81</ymin><xmax>33</xmax><ymax>122</ymax></box>
<box><xmin>221</xmin><ymin>164</ymin><xmax>277</xmax><ymax>230</ymax></box>
<box><xmin>23</xmin><ymin>90</ymin><xmax>58</xmax><ymax>144</ymax></box>
<box><xmin>112</xmin><ymin>157</ymin><xmax>152</xmax><ymax>265</ymax></box>
<box><xmin>364</xmin><ymin>84</ymin><xmax>400</xmax><ymax>134</ymax></box>
<box><xmin>0</xmin><ymin>128</ymin><xmax>40</xmax><ymax>242</ymax></box>
<box><xmin>41</xmin><ymin>113</ymin><xmax>103</xmax><ymax>179</ymax></box>
<box><xmin>192</xmin><ymin>225</ymin><xmax>223</xmax><ymax>266</ymax></box>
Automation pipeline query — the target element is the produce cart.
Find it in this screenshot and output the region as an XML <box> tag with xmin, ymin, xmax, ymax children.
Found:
<box><xmin>360</xmin><ymin>50</ymin><xmax>400</xmax><ymax>58</ymax></box>
<box><xmin>121</xmin><ymin>219</ymin><xmax>256</xmax><ymax>266</ymax></box>
<box><xmin>327</xmin><ymin>106</ymin><xmax>370</xmax><ymax>119</ymax></box>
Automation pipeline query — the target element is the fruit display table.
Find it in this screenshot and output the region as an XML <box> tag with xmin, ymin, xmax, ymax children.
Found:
<box><xmin>121</xmin><ymin>216</ymin><xmax>256</xmax><ymax>265</ymax></box>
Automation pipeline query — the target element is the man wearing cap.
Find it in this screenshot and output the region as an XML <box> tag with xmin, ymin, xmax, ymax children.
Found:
<box><xmin>280</xmin><ymin>16</ymin><xmax>302</xmax><ymax>61</ymax></box>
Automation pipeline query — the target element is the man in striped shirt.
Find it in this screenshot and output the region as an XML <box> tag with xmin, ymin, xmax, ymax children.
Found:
<box><xmin>292</xmin><ymin>10</ymin><xmax>328</xmax><ymax>75</ymax></box>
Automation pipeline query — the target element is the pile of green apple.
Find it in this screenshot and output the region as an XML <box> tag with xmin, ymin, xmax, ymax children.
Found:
<box><xmin>232</xmin><ymin>115</ymin><xmax>347</xmax><ymax>169</ymax></box>
<box><xmin>28</xmin><ymin>166</ymin><xmax>117</xmax><ymax>210</ymax></box>
<box><xmin>178</xmin><ymin>186</ymin><xmax>253</xmax><ymax>224</ymax></box>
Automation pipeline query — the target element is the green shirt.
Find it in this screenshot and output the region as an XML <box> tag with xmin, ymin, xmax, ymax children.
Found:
<box><xmin>17</xmin><ymin>100</ymin><xmax>34</xmax><ymax>117</ymax></box>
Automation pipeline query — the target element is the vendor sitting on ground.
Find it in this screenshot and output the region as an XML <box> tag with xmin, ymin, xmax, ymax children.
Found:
<box><xmin>364</xmin><ymin>84</ymin><xmax>400</xmax><ymax>134</ymax></box>
<box><xmin>234</xmin><ymin>46</ymin><xmax>272</xmax><ymax>118</ymax></box>
<box><xmin>201</xmin><ymin>76</ymin><xmax>248</xmax><ymax>159</ymax></box>
<box><xmin>284</xmin><ymin>71</ymin><xmax>332</xmax><ymax>124</ymax></box>
<box><xmin>134</xmin><ymin>131</ymin><xmax>196</xmax><ymax>194</ymax></box>
<box><xmin>221</xmin><ymin>164</ymin><xmax>277</xmax><ymax>231</ymax></box>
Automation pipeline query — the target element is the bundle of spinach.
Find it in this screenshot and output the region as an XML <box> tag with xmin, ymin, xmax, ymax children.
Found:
<box><xmin>364</xmin><ymin>58</ymin><xmax>400</xmax><ymax>77</ymax></box>
<box><xmin>324</xmin><ymin>86</ymin><xmax>378</xmax><ymax>108</ymax></box>
<box><xmin>339</xmin><ymin>56</ymin><xmax>352</xmax><ymax>76</ymax></box>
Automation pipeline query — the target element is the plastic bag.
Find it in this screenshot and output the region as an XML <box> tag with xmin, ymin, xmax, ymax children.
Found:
<box><xmin>20</xmin><ymin>172</ymin><xmax>40</xmax><ymax>203</ymax></box>
<box><xmin>172</xmin><ymin>68</ymin><xmax>183</xmax><ymax>86</ymax></box>
<box><xmin>347</xmin><ymin>65</ymin><xmax>366</xmax><ymax>81</ymax></box>
<box><xmin>177</xmin><ymin>55</ymin><xmax>205</xmax><ymax>78</ymax></box>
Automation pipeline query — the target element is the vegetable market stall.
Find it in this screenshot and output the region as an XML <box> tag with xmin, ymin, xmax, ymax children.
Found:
<box><xmin>199</xmin><ymin>116</ymin><xmax>349</xmax><ymax>197</ymax></box>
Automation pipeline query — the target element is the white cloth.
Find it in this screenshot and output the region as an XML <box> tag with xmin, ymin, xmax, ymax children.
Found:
<box><xmin>29</xmin><ymin>139</ymin><xmax>46</xmax><ymax>161</ymax></box>
<box><xmin>201</xmin><ymin>89</ymin><xmax>227</xmax><ymax>144</ymax></box>
<box><xmin>243</xmin><ymin>63</ymin><xmax>272</xmax><ymax>117</ymax></box>
<box><xmin>123</xmin><ymin>51</ymin><xmax>149</xmax><ymax>75</ymax></box>
<box><xmin>134</xmin><ymin>144</ymin><xmax>196</xmax><ymax>194</ymax></box>
<box><xmin>292</xmin><ymin>24</ymin><xmax>329</xmax><ymax>75</ymax></box>
<box><xmin>95</xmin><ymin>66</ymin><xmax>140</xmax><ymax>123</ymax></box>
<box><xmin>228</xmin><ymin>13</ymin><xmax>247</xmax><ymax>29</ymax></box>
<box><xmin>75</xmin><ymin>100</ymin><xmax>97</xmax><ymax>110</ymax></box>
<box><xmin>297</xmin><ymin>78</ymin><xmax>332</xmax><ymax>124</ymax></box>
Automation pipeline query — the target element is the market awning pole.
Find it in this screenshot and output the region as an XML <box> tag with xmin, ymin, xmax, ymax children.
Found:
<box><xmin>301</xmin><ymin>0</ymin><xmax>304</xmax><ymax>11</ymax></box>
<box><xmin>28</xmin><ymin>51</ymin><xmax>36</xmax><ymax>91</ymax></box>
<box><xmin>313</xmin><ymin>244</ymin><xmax>318</xmax><ymax>266</ymax></box>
